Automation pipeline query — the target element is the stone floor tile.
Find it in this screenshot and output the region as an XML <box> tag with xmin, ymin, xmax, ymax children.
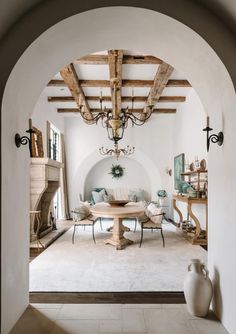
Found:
<box><xmin>58</xmin><ymin>304</ymin><xmax>121</xmax><ymax>320</ymax></box>
<box><xmin>188</xmin><ymin>316</ymin><xmax>229</xmax><ymax>334</ymax></box>
<box><xmin>122</xmin><ymin>304</ymin><xmax>162</xmax><ymax>309</ymax></box>
<box><xmin>99</xmin><ymin>319</ymin><xmax>122</xmax><ymax>333</ymax></box>
<box><xmin>28</xmin><ymin>303</ymin><xmax>63</xmax><ymax>309</ymax></box>
<box><xmin>51</xmin><ymin>319</ymin><xmax>99</xmax><ymax>334</ymax></box>
<box><xmin>122</xmin><ymin>309</ymin><xmax>146</xmax><ymax>332</ymax></box>
<box><xmin>143</xmin><ymin>308</ymin><xmax>192</xmax><ymax>334</ymax></box>
<box><xmin>161</xmin><ymin>304</ymin><xmax>186</xmax><ymax>309</ymax></box>
<box><xmin>9</xmin><ymin>304</ymin><xmax>229</xmax><ymax>334</ymax></box>
<box><xmin>10</xmin><ymin>308</ymin><xmax>60</xmax><ymax>334</ymax></box>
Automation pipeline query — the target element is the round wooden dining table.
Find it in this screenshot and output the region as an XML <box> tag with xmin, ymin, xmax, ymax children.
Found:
<box><xmin>90</xmin><ymin>203</ymin><xmax>145</xmax><ymax>250</ymax></box>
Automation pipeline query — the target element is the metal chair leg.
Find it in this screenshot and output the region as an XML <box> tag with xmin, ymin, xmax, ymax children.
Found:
<box><xmin>160</xmin><ymin>228</ymin><xmax>165</xmax><ymax>248</ymax></box>
<box><xmin>139</xmin><ymin>225</ymin><xmax>143</xmax><ymax>248</ymax></box>
<box><xmin>72</xmin><ymin>224</ymin><xmax>77</xmax><ymax>244</ymax></box>
<box><xmin>99</xmin><ymin>217</ymin><xmax>103</xmax><ymax>230</ymax></box>
<box><xmin>92</xmin><ymin>223</ymin><xmax>96</xmax><ymax>244</ymax></box>
<box><xmin>133</xmin><ymin>218</ymin><xmax>137</xmax><ymax>232</ymax></box>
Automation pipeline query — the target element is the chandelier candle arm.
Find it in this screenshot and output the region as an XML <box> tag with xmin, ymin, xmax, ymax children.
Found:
<box><xmin>99</xmin><ymin>143</ymin><xmax>135</xmax><ymax>160</ymax></box>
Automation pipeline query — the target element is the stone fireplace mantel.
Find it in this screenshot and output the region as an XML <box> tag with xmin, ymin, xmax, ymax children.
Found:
<box><xmin>30</xmin><ymin>158</ymin><xmax>63</xmax><ymax>241</ymax></box>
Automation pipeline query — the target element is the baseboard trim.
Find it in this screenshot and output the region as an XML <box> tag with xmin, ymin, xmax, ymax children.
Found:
<box><xmin>29</xmin><ymin>291</ymin><xmax>185</xmax><ymax>304</ymax></box>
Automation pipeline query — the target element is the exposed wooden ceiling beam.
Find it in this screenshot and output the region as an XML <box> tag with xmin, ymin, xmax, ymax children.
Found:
<box><xmin>74</xmin><ymin>55</ymin><xmax>108</xmax><ymax>64</ymax></box>
<box><xmin>108</xmin><ymin>50</ymin><xmax>123</xmax><ymax>118</ymax></box>
<box><xmin>167</xmin><ymin>79</ymin><xmax>191</xmax><ymax>87</ymax></box>
<box><xmin>48</xmin><ymin>79</ymin><xmax>191</xmax><ymax>88</ymax></box>
<box><xmin>147</xmin><ymin>63</ymin><xmax>174</xmax><ymax>107</ymax></box>
<box><xmin>57</xmin><ymin>108</ymin><xmax>176</xmax><ymax>114</ymax></box>
<box><xmin>123</xmin><ymin>55</ymin><xmax>162</xmax><ymax>64</ymax></box>
<box><xmin>48</xmin><ymin>96</ymin><xmax>186</xmax><ymax>103</ymax></box>
<box><xmin>74</xmin><ymin>54</ymin><xmax>162</xmax><ymax>65</ymax></box>
<box><xmin>60</xmin><ymin>64</ymin><xmax>92</xmax><ymax>121</ymax></box>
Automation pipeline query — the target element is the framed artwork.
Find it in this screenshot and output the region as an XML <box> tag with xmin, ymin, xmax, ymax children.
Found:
<box><xmin>174</xmin><ymin>153</ymin><xmax>185</xmax><ymax>190</ymax></box>
<box><xmin>31</xmin><ymin>126</ymin><xmax>44</xmax><ymax>158</ymax></box>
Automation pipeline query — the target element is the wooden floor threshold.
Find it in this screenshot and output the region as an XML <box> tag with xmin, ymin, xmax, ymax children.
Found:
<box><xmin>30</xmin><ymin>291</ymin><xmax>185</xmax><ymax>304</ymax></box>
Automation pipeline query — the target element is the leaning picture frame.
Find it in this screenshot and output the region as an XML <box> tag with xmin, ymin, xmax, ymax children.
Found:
<box><xmin>174</xmin><ymin>153</ymin><xmax>185</xmax><ymax>190</ymax></box>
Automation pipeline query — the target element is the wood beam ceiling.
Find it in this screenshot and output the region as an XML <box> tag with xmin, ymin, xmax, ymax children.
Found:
<box><xmin>47</xmin><ymin>79</ymin><xmax>191</xmax><ymax>88</ymax></box>
<box><xmin>48</xmin><ymin>52</ymin><xmax>192</xmax><ymax>118</ymax></box>
<box><xmin>48</xmin><ymin>96</ymin><xmax>186</xmax><ymax>103</ymax></box>
<box><xmin>60</xmin><ymin>64</ymin><xmax>92</xmax><ymax>121</ymax></box>
<box><xmin>57</xmin><ymin>108</ymin><xmax>176</xmax><ymax>114</ymax></box>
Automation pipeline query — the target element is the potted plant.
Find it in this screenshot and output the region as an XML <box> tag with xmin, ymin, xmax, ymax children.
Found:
<box><xmin>157</xmin><ymin>189</ymin><xmax>167</xmax><ymax>206</ymax></box>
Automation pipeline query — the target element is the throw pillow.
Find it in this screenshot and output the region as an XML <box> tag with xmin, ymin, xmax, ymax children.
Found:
<box><xmin>150</xmin><ymin>208</ymin><xmax>163</xmax><ymax>224</ymax></box>
<box><xmin>128</xmin><ymin>193</ymin><xmax>137</xmax><ymax>202</ymax></box>
<box><xmin>73</xmin><ymin>204</ymin><xmax>91</xmax><ymax>221</ymax></box>
<box><xmin>103</xmin><ymin>193</ymin><xmax>114</xmax><ymax>202</ymax></box>
<box><xmin>129</xmin><ymin>189</ymin><xmax>145</xmax><ymax>202</ymax></box>
<box><xmin>135</xmin><ymin>188</ymin><xmax>145</xmax><ymax>201</ymax></box>
<box><xmin>147</xmin><ymin>203</ymin><xmax>158</xmax><ymax>215</ymax></box>
<box><xmin>90</xmin><ymin>187</ymin><xmax>107</xmax><ymax>204</ymax></box>
<box><xmin>92</xmin><ymin>188</ymin><xmax>106</xmax><ymax>203</ymax></box>
<box><xmin>79</xmin><ymin>201</ymin><xmax>91</xmax><ymax>208</ymax></box>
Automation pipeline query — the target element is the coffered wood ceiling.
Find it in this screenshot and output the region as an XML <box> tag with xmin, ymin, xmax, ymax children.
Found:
<box><xmin>46</xmin><ymin>50</ymin><xmax>192</xmax><ymax>117</ymax></box>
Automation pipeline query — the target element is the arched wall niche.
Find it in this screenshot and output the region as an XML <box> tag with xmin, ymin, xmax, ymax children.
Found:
<box><xmin>84</xmin><ymin>157</ymin><xmax>152</xmax><ymax>201</ymax></box>
<box><xmin>75</xmin><ymin>149</ymin><xmax>160</xmax><ymax>203</ymax></box>
<box><xmin>1</xmin><ymin>6</ymin><xmax>236</xmax><ymax>334</ymax></box>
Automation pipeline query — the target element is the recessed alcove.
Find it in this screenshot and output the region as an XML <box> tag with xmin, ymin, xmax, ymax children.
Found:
<box><xmin>84</xmin><ymin>157</ymin><xmax>151</xmax><ymax>202</ymax></box>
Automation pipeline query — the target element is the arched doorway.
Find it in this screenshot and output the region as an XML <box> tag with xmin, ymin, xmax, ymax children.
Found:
<box><xmin>1</xmin><ymin>6</ymin><xmax>236</xmax><ymax>334</ymax></box>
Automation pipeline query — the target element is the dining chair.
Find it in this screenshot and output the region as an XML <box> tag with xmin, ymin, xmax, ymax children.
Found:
<box><xmin>138</xmin><ymin>212</ymin><xmax>165</xmax><ymax>248</ymax></box>
<box><xmin>71</xmin><ymin>212</ymin><xmax>101</xmax><ymax>244</ymax></box>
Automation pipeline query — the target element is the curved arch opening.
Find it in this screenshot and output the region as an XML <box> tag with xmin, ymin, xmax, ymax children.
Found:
<box><xmin>2</xmin><ymin>6</ymin><xmax>236</xmax><ymax>334</ymax></box>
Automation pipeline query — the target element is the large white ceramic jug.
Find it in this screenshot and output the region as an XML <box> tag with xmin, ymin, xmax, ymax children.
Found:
<box><xmin>184</xmin><ymin>258</ymin><xmax>213</xmax><ymax>317</ymax></box>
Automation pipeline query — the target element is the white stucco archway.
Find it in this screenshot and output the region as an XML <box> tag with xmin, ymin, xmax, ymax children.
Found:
<box><xmin>2</xmin><ymin>6</ymin><xmax>236</xmax><ymax>334</ymax></box>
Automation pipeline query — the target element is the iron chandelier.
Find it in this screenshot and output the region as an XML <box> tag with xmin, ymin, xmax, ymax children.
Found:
<box><xmin>79</xmin><ymin>78</ymin><xmax>154</xmax><ymax>143</ymax></box>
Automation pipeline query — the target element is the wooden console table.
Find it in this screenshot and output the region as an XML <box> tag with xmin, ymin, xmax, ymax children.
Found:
<box><xmin>172</xmin><ymin>195</ymin><xmax>208</xmax><ymax>245</ymax></box>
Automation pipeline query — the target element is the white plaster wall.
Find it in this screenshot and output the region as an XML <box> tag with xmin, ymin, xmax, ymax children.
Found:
<box><xmin>84</xmin><ymin>156</ymin><xmax>151</xmax><ymax>201</ymax></box>
<box><xmin>172</xmin><ymin>90</ymin><xmax>207</xmax><ymax>228</ymax></box>
<box><xmin>32</xmin><ymin>91</ymin><xmax>64</xmax><ymax>154</ymax></box>
<box><xmin>1</xmin><ymin>7</ymin><xmax>236</xmax><ymax>334</ymax></box>
<box><xmin>64</xmin><ymin>114</ymin><xmax>174</xmax><ymax>211</ymax></box>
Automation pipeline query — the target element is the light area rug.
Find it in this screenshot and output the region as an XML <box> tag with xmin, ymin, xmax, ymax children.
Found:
<box><xmin>30</xmin><ymin>220</ymin><xmax>207</xmax><ymax>292</ymax></box>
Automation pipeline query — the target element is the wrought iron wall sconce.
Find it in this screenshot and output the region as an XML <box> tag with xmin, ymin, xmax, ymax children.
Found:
<box><xmin>202</xmin><ymin>116</ymin><xmax>224</xmax><ymax>152</ymax></box>
<box><xmin>165</xmin><ymin>167</ymin><xmax>172</xmax><ymax>176</ymax></box>
<box><xmin>15</xmin><ymin>128</ymin><xmax>35</xmax><ymax>157</ymax></box>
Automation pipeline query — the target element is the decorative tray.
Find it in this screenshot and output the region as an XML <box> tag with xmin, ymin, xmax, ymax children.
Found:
<box><xmin>107</xmin><ymin>200</ymin><xmax>129</xmax><ymax>207</ymax></box>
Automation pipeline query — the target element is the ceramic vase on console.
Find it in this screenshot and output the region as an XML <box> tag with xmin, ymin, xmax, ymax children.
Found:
<box><xmin>184</xmin><ymin>259</ymin><xmax>213</xmax><ymax>317</ymax></box>
<box><xmin>158</xmin><ymin>198</ymin><xmax>166</xmax><ymax>206</ymax></box>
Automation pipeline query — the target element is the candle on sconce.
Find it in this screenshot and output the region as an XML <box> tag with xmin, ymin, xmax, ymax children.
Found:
<box><xmin>206</xmin><ymin>116</ymin><xmax>210</xmax><ymax>127</ymax></box>
<box><xmin>100</xmin><ymin>88</ymin><xmax>103</xmax><ymax>100</ymax></box>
